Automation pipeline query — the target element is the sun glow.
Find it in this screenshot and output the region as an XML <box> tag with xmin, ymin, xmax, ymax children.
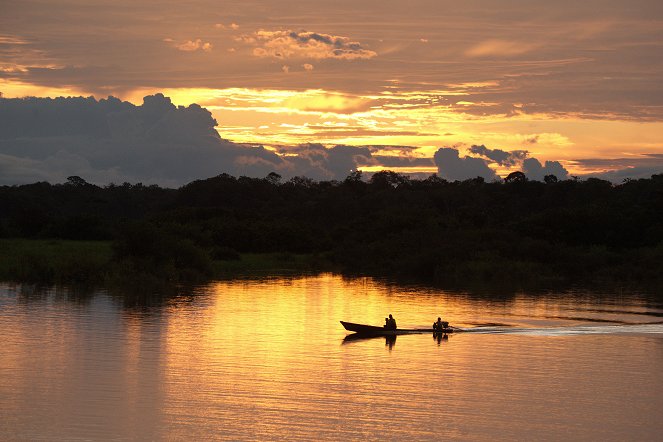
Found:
<box><xmin>0</xmin><ymin>79</ymin><xmax>88</xmax><ymax>100</ymax></box>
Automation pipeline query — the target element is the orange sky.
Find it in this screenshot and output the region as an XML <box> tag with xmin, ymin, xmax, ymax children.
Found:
<box><xmin>1</xmin><ymin>0</ymin><xmax>663</xmax><ymax>180</ymax></box>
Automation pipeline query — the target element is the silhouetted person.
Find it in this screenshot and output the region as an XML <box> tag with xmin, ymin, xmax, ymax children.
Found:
<box><xmin>433</xmin><ymin>317</ymin><xmax>450</xmax><ymax>332</ymax></box>
<box><xmin>384</xmin><ymin>313</ymin><xmax>397</xmax><ymax>330</ymax></box>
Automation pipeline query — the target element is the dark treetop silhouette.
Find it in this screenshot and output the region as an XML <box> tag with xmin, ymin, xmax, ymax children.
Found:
<box><xmin>1</xmin><ymin>171</ymin><xmax>662</xmax><ymax>290</ymax></box>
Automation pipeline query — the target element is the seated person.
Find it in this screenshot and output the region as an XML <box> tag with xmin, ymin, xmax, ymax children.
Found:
<box><xmin>385</xmin><ymin>314</ymin><xmax>397</xmax><ymax>330</ymax></box>
<box><xmin>433</xmin><ymin>317</ymin><xmax>448</xmax><ymax>331</ymax></box>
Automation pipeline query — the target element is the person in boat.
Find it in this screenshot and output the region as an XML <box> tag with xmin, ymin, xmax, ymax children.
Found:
<box><xmin>384</xmin><ymin>314</ymin><xmax>397</xmax><ymax>330</ymax></box>
<box><xmin>433</xmin><ymin>317</ymin><xmax>449</xmax><ymax>331</ymax></box>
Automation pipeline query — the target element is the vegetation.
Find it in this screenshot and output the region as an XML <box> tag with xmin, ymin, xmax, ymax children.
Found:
<box><xmin>0</xmin><ymin>239</ymin><xmax>111</xmax><ymax>284</ymax></box>
<box><xmin>1</xmin><ymin>172</ymin><xmax>662</xmax><ymax>292</ymax></box>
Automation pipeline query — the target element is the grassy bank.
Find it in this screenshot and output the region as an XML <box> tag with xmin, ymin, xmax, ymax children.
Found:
<box><xmin>0</xmin><ymin>239</ymin><xmax>331</xmax><ymax>287</ymax></box>
<box><xmin>0</xmin><ymin>239</ymin><xmax>112</xmax><ymax>284</ymax></box>
<box><xmin>1</xmin><ymin>238</ymin><xmax>660</xmax><ymax>295</ymax></box>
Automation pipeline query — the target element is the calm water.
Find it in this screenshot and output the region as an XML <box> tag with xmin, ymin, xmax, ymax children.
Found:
<box><xmin>1</xmin><ymin>274</ymin><xmax>663</xmax><ymax>441</ymax></box>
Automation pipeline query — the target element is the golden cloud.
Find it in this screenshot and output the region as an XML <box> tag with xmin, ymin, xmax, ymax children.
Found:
<box><xmin>164</xmin><ymin>38</ymin><xmax>213</xmax><ymax>52</ymax></box>
<box><xmin>244</xmin><ymin>30</ymin><xmax>377</xmax><ymax>60</ymax></box>
<box><xmin>465</xmin><ymin>39</ymin><xmax>538</xmax><ymax>58</ymax></box>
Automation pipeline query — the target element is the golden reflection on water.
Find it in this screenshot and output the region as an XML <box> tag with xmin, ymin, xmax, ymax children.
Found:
<box><xmin>1</xmin><ymin>275</ymin><xmax>663</xmax><ymax>440</ymax></box>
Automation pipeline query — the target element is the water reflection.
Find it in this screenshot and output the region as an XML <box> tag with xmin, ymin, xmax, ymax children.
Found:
<box><xmin>434</xmin><ymin>332</ymin><xmax>449</xmax><ymax>345</ymax></box>
<box><xmin>340</xmin><ymin>332</ymin><xmax>397</xmax><ymax>350</ymax></box>
<box><xmin>1</xmin><ymin>275</ymin><xmax>663</xmax><ymax>441</ymax></box>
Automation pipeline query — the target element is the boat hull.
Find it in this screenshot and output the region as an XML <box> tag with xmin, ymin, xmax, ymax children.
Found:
<box><xmin>340</xmin><ymin>321</ymin><xmax>454</xmax><ymax>336</ymax></box>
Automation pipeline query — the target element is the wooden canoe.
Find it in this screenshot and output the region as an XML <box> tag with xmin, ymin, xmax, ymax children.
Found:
<box><xmin>340</xmin><ymin>321</ymin><xmax>455</xmax><ymax>336</ymax></box>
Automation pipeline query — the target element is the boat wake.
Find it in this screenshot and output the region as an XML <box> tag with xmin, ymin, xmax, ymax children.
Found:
<box><xmin>461</xmin><ymin>322</ymin><xmax>663</xmax><ymax>336</ymax></box>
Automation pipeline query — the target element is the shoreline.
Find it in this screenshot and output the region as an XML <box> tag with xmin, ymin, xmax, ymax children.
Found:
<box><xmin>1</xmin><ymin>238</ymin><xmax>661</xmax><ymax>297</ymax></box>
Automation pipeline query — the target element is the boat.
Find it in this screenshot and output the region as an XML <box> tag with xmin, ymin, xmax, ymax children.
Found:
<box><xmin>340</xmin><ymin>321</ymin><xmax>456</xmax><ymax>336</ymax></box>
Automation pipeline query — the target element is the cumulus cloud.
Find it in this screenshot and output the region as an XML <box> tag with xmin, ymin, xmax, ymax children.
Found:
<box><xmin>1</xmin><ymin>95</ymin><xmax>655</xmax><ymax>186</ymax></box>
<box><xmin>0</xmin><ymin>94</ymin><xmax>375</xmax><ymax>186</ymax></box>
<box><xmin>466</xmin><ymin>144</ymin><xmax>571</xmax><ymax>181</ymax></box>
<box><xmin>275</xmin><ymin>143</ymin><xmax>374</xmax><ymax>180</ymax></box>
<box><xmin>588</xmin><ymin>166</ymin><xmax>663</xmax><ymax>182</ymax></box>
<box><xmin>433</xmin><ymin>147</ymin><xmax>497</xmax><ymax>181</ymax></box>
<box><xmin>243</xmin><ymin>30</ymin><xmax>377</xmax><ymax>60</ymax></box>
<box><xmin>522</xmin><ymin>158</ymin><xmax>569</xmax><ymax>181</ymax></box>
<box><xmin>164</xmin><ymin>38</ymin><xmax>212</xmax><ymax>52</ymax></box>
<box><xmin>574</xmin><ymin>154</ymin><xmax>663</xmax><ymax>181</ymax></box>
<box><xmin>468</xmin><ymin>144</ymin><xmax>528</xmax><ymax>167</ymax></box>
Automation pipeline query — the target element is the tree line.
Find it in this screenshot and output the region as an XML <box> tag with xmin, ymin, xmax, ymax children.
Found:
<box><xmin>1</xmin><ymin>171</ymin><xmax>662</xmax><ymax>290</ymax></box>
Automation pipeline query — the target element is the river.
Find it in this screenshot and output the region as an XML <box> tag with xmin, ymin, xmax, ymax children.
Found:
<box><xmin>1</xmin><ymin>274</ymin><xmax>662</xmax><ymax>441</ymax></box>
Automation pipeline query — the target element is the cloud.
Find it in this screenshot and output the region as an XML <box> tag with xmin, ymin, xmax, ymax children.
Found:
<box><xmin>164</xmin><ymin>38</ymin><xmax>212</xmax><ymax>52</ymax></box>
<box><xmin>372</xmin><ymin>155</ymin><xmax>434</xmax><ymax>168</ymax></box>
<box><xmin>468</xmin><ymin>144</ymin><xmax>529</xmax><ymax>166</ymax></box>
<box><xmin>0</xmin><ymin>35</ymin><xmax>29</xmax><ymax>45</ymax></box>
<box><xmin>573</xmin><ymin>154</ymin><xmax>663</xmax><ymax>181</ymax></box>
<box><xmin>0</xmin><ymin>94</ymin><xmax>376</xmax><ymax>185</ymax></box>
<box><xmin>215</xmin><ymin>23</ymin><xmax>239</xmax><ymax>30</ymax></box>
<box><xmin>244</xmin><ymin>30</ymin><xmax>377</xmax><ymax>60</ymax></box>
<box><xmin>465</xmin><ymin>39</ymin><xmax>539</xmax><ymax>58</ymax></box>
<box><xmin>465</xmin><ymin>144</ymin><xmax>571</xmax><ymax>181</ymax></box>
<box><xmin>276</xmin><ymin>143</ymin><xmax>374</xmax><ymax>180</ymax></box>
<box><xmin>1</xmin><ymin>94</ymin><xmax>658</xmax><ymax>186</ymax></box>
<box><xmin>433</xmin><ymin>147</ymin><xmax>497</xmax><ymax>181</ymax></box>
<box><xmin>588</xmin><ymin>166</ymin><xmax>663</xmax><ymax>182</ymax></box>
<box><xmin>522</xmin><ymin>158</ymin><xmax>569</xmax><ymax>181</ymax></box>
<box><xmin>573</xmin><ymin>154</ymin><xmax>663</xmax><ymax>170</ymax></box>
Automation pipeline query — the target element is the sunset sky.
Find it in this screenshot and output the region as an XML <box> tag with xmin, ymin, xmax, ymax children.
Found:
<box><xmin>2</xmin><ymin>0</ymin><xmax>663</xmax><ymax>185</ymax></box>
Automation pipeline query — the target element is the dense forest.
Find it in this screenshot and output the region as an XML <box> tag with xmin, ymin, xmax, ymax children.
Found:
<box><xmin>1</xmin><ymin>171</ymin><xmax>663</xmax><ymax>291</ymax></box>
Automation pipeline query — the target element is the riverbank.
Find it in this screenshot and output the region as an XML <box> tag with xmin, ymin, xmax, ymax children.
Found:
<box><xmin>1</xmin><ymin>238</ymin><xmax>661</xmax><ymax>296</ymax></box>
<box><xmin>0</xmin><ymin>239</ymin><xmax>332</xmax><ymax>287</ymax></box>
<box><xmin>0</xmin><ymin>239</ymin><xmax>112</xmax><ymax>284</ymax></box>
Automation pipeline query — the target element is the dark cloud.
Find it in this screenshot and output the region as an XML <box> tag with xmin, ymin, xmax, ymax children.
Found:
<box><xmin>573</xmin><ymin>154</ymin><xmax>663</xmax><ymax>169</ymax></box>
<box><xmin>372</xmin><ymin>156</ymin><xmax>435</xmax><ymax>168</ymax></box>
<box><xmin>277</xmin><ymin>143</ymin><xmax>374</xmax><ymax>180</ymax></box>
<box><xmin>522</xmin><ymin>158</ymin><xmax>569</xmax><ymax>181</ymax></box>
<box><xmin>1</xmin><ymin>94</ymin><xmax>659</xmax><ymax>186</ymax></box>
<box><xmin>0</xmin><ymin>95</ymin><xmax>375</xmax><ymax>186</ymax></box>
<box><xmin>433</xmin><ymin>147</ymin><xmax>497</xmax><ymax>181</ymax></box>
<box><xmin>588</xmin><ymin>166</ymin><xmax>663</xmax><ymax>182</ymax></box>
<box><xmin>246</xmin><ymin>30</ymin><xmax>377</xmax><ymax>60</ymax></box>
<box><xmin>468</xmin><ymin>144</ymin><xmax>529</xmax><ymax>166</ymax></box>
<box><xmin>573</xmin><ymin>154</ymin><xmax>663</xmax><ymax>181</ymax></box>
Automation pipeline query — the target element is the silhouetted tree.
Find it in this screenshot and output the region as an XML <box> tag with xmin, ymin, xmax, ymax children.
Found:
<box><xmin>265</xmin><ymin>172</ymin><xmax>282</xmax><ymax>185</ymax></box>
<box><xmin>505</xmin><ymin>171</ymin><xmax>527</xmax><ymax>183</ymax></box>
<box><xmin>369</xmin><ymin>170</ymin><xmax>410</xmax><ymax>188</ymax></box>
<box><xmin>344</xmin><ymin>170</ymin><xmax>363</xmax><ymax>183</ymax></box>
<box><xmin>66</xmin><ymin>176</ymin><xmax>92</xmax><ymax>187</ymax></box>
